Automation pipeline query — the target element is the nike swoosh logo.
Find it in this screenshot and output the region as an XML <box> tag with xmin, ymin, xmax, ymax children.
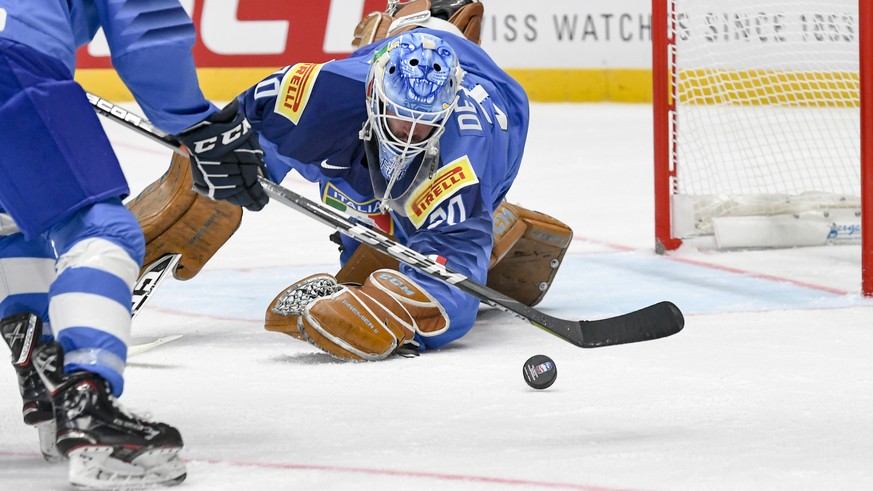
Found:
<box><xmin>320</xmin><ymin>159</ymin><xmax>350</xmax><ymax>171</ymax></box>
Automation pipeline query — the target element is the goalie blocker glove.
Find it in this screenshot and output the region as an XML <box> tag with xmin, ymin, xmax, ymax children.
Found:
<box><xmin>177</xmin><ymin>100</ymin><xmax>269</xmax><ymax>211</ymax></box>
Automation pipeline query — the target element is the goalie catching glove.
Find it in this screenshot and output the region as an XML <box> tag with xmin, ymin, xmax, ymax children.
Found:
<box><xmin>266</xmin><ymin>269</ymin><xmax>449</xmax><ymax>361</ymax></box>
<box><xmin>352</xmin><ymin>0</ymin><xmax>483</xmax><ymax>48</ymax></box>
<box><xmin>176</xmin><ymin>99</ymin><xmax>269</xmax><ymax>212</ymax></box>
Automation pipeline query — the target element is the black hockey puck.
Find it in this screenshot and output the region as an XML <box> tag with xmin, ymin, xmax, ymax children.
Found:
<box><xmin>522</xmin><ymin>355</ymin><xmax>557</xmax><ymax>390</ymax></box>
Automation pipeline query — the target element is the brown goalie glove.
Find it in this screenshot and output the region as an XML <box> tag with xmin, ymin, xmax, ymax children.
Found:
<box><xmin>126</xmin><ymin>152</ymin><xmax>242</xmax><ymax>280</ymax></box>
<box><xmin>265</xmin><ymin>269</ymin><xmax>449</xmax><ymax>361</ymax></box>
<box><xmin>352</xmin><ymin>0</ymin><xmax>483</xmax><ymax>48</ymax></box>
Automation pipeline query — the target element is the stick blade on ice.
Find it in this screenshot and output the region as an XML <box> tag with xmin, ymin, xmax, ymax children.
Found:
<box><xmin>571</xmin><ymin>301</ymin><xmax>684</xmax><ymax>348</ymax></box>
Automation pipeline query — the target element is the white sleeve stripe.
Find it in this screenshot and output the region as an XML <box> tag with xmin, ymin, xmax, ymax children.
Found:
<box><xmin>55</xmin><ymin>238</ymin><xmax>139</xmax><ymax>289</ymax></box>
<box><xmin>49</xmin><ymin>293</ymin><xmax>132</xmax><ymax>345</ymax></box>
<box><xmin>0</xmin><ymin>257</ymin><xmax>56</xmax><ymax>304</ymax></box>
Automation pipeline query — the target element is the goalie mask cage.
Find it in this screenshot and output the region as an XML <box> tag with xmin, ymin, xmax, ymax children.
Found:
<box><xmin>653</xmin><ymin>0</ymin><xmax>873</xmax><ymax>296</ymax></box>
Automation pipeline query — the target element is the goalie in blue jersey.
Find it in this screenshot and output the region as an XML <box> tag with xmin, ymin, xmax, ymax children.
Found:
<box><xmin>243</xmin><ymin>1</ymin><xmax>573</xmax><ymax>361</ymax></box>
<box><xmin>0</xmin><ymin>0</ymin><xmax>268</xmax><ymax>488</ymax></box>
<box><xmin>123</xmin><ymin>0</ymin><xmax>569</xmax><ymax>364</ymax></box>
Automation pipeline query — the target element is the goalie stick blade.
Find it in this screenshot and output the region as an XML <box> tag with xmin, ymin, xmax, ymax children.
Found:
<box><xmin>128</xmin><ymin>334</ymin><xmax>183</xmax><ymax>357</ymax></box>
<box><xmin>131</xmin><ymin>253</ymin><xmax>181</xmax><ymax>318</ymax></box>
<box><xmin>564</xmin><ymin>301</ymin><xmax>685</xmax><ymax>348</ymax></box>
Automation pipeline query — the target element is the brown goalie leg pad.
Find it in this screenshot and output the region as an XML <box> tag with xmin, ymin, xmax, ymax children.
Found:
<box><xmin>359</xmin><ymin>269</ymin><xmax>449</xmax><ymax>336</ymax></box>
<box><xmin>447</xmin><ymin>2</ymin><xmax>484</xmax><ymax>45</ymax></box>
<box><xmin>352</xmin><ymin>0</ymin><xmax>484</xmax><ymax>48</ymax></box>
<box><xmin>127</xmin><ymin>152</ymin><xmax>243</xmax><ymax>280</ymax></box>
<box><xmin>351</xmin><ymin>11</ymin><xmax>392</xmax><ymax>49</ymax></box>
<box><xmin>487</xmin><ymin>202</ymin><xmax>573</xmax><ymax>307</ymax></box>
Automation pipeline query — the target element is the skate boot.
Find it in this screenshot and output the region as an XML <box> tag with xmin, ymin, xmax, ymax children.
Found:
<box><xmin>0</xmin><ymin>312</ymin><xmax>62</xmax><ymax>462</ymax></box>
<box><xmin>31</xmin><ymin>340</ymin><xmax>187</xmax><ymax>489</ymax></box>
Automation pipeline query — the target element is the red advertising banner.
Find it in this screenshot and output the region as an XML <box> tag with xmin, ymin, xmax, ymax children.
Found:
<box><xmin>76</xmin><ymin>0</ymin><xmax>387</xmax><ymax>69</ymax></box>
<box><xmin>72</xmin><ymin>0</ymin><xmax>654</xmax><ymax>102</ymax></box>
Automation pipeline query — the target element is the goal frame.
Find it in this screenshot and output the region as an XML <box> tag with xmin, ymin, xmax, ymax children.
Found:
<box><xmin>652</xmin><ymin>0</ymin><xmax>873</xmax><ymax>296</ymax></box>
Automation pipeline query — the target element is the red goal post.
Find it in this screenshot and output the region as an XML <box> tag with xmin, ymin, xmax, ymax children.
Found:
<box><xmin>653</xmin><ymin>0</ymin><xmax>873</xmax><ymax>296</ymax></box>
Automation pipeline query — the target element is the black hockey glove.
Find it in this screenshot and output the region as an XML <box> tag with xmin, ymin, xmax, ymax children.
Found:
<box><xmin>177</xmin><ymin>99</ymin><xmax>269</xmax><ymax>211</ymax></box>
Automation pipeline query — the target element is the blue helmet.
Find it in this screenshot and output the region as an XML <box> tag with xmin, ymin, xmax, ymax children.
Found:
<box><xmin>364</xmin><ymin>32</ymin><xmax>464</xmax><ymax>208</ymax></box>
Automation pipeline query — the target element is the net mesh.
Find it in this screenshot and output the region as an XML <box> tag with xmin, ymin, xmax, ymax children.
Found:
<box><xmin>671</xmin><ymin>0</ymin><xmax>860</xmax><ymax>235</ymax></box>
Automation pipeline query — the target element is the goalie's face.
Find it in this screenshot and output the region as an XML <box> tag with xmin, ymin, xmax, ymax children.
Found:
<box><xmin>384</xmin><ymin>108</ymin><xmax>437</xmax><ymax>145</ymax></box>
<box><xmin>364</xmin><ymin>32</ymin><xmax>463</xmax><ymax>209</ymax></box>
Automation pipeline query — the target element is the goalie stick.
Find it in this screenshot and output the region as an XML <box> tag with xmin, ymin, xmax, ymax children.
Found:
<box><xmin>132</xmin><ymin>253</ymin><xmax>181</xmax><ymax>319</ymax></box>
<box><xmin>88</xmin><ymin>93</ymin><xmax>685</xmax><ymax>348</ymax></box>
<box><xmin>258</xmin><ymin>179</ymin><xmax>684</xmax><ymax>347</ymax></box>
<box><xmin>128</xmin><ymin>254</ymin><xmax>184</xmax><ymax>356</ymax></box>
<box><xmin>128</xmin><ymin>334</ymin><xmax>183</xmax><ymax>357</ymax></box>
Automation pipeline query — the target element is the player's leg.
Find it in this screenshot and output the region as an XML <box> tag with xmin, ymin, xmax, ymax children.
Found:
<box><xmin>0</xmin><ymin>40</ymin><xmax>186</xmax><ymax>487</ymax></box>
<box><xmin>40</xmin><ymin>199</ymin><xmax>187</xmax><ymax>488</ymax></box>
<box><xmin>0</xmin><ymin>231</ymin><xmax>62</xmax><ymax>462</ymax></box>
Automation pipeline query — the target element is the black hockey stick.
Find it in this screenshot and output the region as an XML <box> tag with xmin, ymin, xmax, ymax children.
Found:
<box><xmin>131</xmin><ymin>253</ymin><xmax>181</xmax><ymax>318</ymax></box>
<box><xmin>258</xmin><ymin>179</ymin><xmax>684</xmax><ymax>347</ymax></box>
<box><xmin>129</xmin><ymin>254</ymin><xmax>185</xmax><ymax>355</ymax></box>
<box><xmin>87</xmin><ymin>93</ymin><xmax>187</xmax><ymax>156</ymax></box>
<box><xmin>85</xmin><ymin>93</ymin><xmax>184</xmax><ymax>319</ymax></box>
<box><xmin>89</xmin><ymin>93</ymin><xmax>685</xmax><ymax>348</ymax></box>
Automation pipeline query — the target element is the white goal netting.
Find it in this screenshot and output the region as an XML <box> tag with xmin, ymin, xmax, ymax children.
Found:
<box><xmin>670</xmin><ymin>0</ymin><xmax>861</xmax><ymax>244</ymax></box>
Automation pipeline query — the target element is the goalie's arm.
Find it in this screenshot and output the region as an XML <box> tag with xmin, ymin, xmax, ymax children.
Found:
<box><xmin>236</xmin><ymin>60</ymin><xmax>372</xmax><ymax>175</ymax></box>
<box><xmin>94</xmin><ymin>0</ymin><xmax>215</xmax><ymax>133</ymax></box>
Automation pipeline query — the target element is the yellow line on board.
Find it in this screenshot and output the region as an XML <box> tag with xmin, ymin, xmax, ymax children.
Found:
<box><xmin>75</xmin><ymin>67</ymin><xmax>655</xmax><ymax>104</ymax></box>
<box><xmin>77</xmin><ymin>67</ymin><xmax>857</xmax><ymax>107</ymax></box>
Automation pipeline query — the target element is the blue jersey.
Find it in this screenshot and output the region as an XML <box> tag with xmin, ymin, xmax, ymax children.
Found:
<box><xmin>0</xmin><ymin>0</ymin><xmax>215</xmax><ymax>394</ymax></box>
<box><xmin>0</xmin><ymin>0</ymin><xmax>213</xmax><ymax>132</ymax></box>
<box><xmin>240</xmin><ymin>29</ymin><xmax>530</xmax><ymax>348</ymax></box>
<box><xmin>0</xmin><ymin>0</ymin><xmax>215</xmax><ymax>237</ymax></box>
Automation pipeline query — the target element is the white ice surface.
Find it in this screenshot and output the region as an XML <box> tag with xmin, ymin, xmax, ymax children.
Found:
<box><xmin>2</xmin><ymin>103</ymin><xmax>872</xmax><ymax>491</ymax></box>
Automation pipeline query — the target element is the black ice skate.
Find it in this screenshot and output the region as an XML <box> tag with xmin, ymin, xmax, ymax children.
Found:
<box><xmin>0</xmin><ymin>312</ymin><xmax>62</xmax><ymax>462</ymax></box>
<box><xmin>31</xmin><ymin>340</ymin><xmax>187</xmax><ymax>489</ymax></box>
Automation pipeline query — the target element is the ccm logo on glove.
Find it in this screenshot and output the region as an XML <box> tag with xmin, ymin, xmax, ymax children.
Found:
<box><xmin>376</xmin><ymin>271</ymin><xmax>416</xmax><ymax>296</ymax></box>
<box><xmin>177</xmin><ymin>100</ymin><xmax>269</xmax><ymax>211</ymax></box>
<box><xmin>190</xmin><ymin>118</ymin><xmax>252</xmax><ymax>154</ymax></box>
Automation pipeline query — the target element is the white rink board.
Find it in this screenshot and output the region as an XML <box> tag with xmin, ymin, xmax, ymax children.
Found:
<box><xmin>480</xmin><ymin>0</ymin><xmax>652</xmax><ymax>68</ymax></box>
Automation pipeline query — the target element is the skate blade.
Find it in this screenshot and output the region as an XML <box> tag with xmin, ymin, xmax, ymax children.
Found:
<box><xmin>35</xmin><ymin>420</ymin><xmax>64</xmax><ymax>463</ymax></box>
<box><xmin>68</xmin><ymin>445</ymin><xmax>186</xmax><ymax>489</ymax></box>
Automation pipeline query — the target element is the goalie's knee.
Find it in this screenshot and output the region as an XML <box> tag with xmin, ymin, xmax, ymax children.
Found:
<box><xmin>488</xmin><ymin>202</ymin><xmax>573</xmax><ymax>307</ymax></box>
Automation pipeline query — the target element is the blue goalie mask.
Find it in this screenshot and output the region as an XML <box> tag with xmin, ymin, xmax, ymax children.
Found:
<box><xmin>363</xmin><ymin>32</ymin><xmax>464</xmax><ymax>211</ymax></box>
